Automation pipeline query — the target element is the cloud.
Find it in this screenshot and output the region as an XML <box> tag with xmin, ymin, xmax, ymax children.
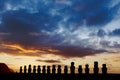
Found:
<box><xmin>50</xmin><ymin>46</ymin><xmax>107</xmax><ymax>57</ymax></box>
<box><xmin>109</xmin><ymin>28</ymin><xmax>120</xmax><ymax>36</ymax></box>
<box><xmin>112</xmin><ymin>57</ymin><xmax>120</xmax><ymax>62</ymax></box>
<box><xmin>36</xmin><ymin>59</ymin><xmax>61</xmax><ymax>63</ymax></box>
<box><xmin>97</xmin><ymin>29</ymin><xmax>106</xmax><ymax>37</ymax></box>
<box><xmin>0</xmin><ymin>0</ymin><xmax>119</xmax><ymax>58</ymax></box>
<box><xmin>0</xmin><ymin>43</ymin><xmax>107</xmax><ymax>58</ymax></box>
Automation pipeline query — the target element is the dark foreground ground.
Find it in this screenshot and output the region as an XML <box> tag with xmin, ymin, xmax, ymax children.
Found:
<box><xmin>0</xmin><ymin>73</ymin><xmax>120</xmax><ymax>80</ymax></box>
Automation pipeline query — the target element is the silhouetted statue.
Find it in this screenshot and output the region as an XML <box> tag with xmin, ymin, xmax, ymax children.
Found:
<box><xmin>94</xmin><ymin>61</ymin><xmax>99</xmax><ymax>74</ymax></box>
<box><xmin>85</xmin><ymin>64</ymin><xmax>89</xmax><ymax>74</ymax></box>
<box><xmin>64</xmin><ymin>66</ymin><xmax>68</xmax><ymax>74</ymax></box>
<box><xmin>42</xmin><ymin>66</ymin><xmax>46</xmax><ymax>74</ymax></box>
<box><xmin>20</xmin><ymin>66</ymin><xmax>22</xmax><ymax>73</ymax></box>
<box><xmin>33</xmin><ymin>65</ymin><xmax>36</xmax><ymax>73</ymax></box>
<box><xmin>52</xmin><ymin>65</ymin><xmax>56</xmax><ymax>74</ymax></box>
<box><xmin>28</xmin><ymin>65</ymin><xmax>31</xmax><ymax>74</ymax></box>
<box><xmin>24</xmin><ymin>65</ymin><xmax>27</xmax><ymax>74</ymax></box>
<box><xmin>58</xmin><ymin>65</ymin><xmax>61</xmax><ymax>74</ymax></box>
<box><xmin>37</xmin><ymin>65</ymin><xmax>41</xmax><ymax>74</ymax></box>
<box><xmin>102</xmin><ymin>64</ymin><xmax>107</xmax><ymax>74</ymax></box>
<box><xmin>47</xmin><ymin>66</ymin><xmax>50</xmax><ymax>74</ymax></box>
<box><xmin>78</xmin><ymin>65</ymin><xmax>82</xmax><ymax>74</ymax></box>
<box><xmin>70</xmin><ymin>62</ymin><xmax>75</xmax><ymax>74</ymax></box>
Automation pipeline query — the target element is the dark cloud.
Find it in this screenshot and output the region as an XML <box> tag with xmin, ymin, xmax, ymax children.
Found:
<box><xmin>100</xmin><ymin>40</ymin><xmax>111</xmax><ymax>47</ymax></box>
<box><xmin>0</xmin><ymin>10</ymin><xmax>55</xmax><ymax>47</ymax></box>
<box><xmin>66</xmin><ymin>0</ymin><xmax>115</xmax><ymax>26</ymax></box>
<box><xmin>100</xmin><ymin>40</ymin><xmax>120</xmax><ymax>49</ymax></box>
<box><xmin>50</xmin><ymin>46</ymin><xmax>106</xmax><ymax>57</ymax></box>
<box><xmin>36</xmin><ymin>59</ymin><xmax>61</xmax><ymax>63</ymax></box>
<box><xmin>112</xmin><ymin>42</ymin><xmax>120</xmax><ymax>48</ymax></box>
<box><xmin>97</xmin><ymin>29</ymin><xmax>106</xmax><ymax>37</ymax></box>
<box><xmin>109</xmin><ymin>28</ymin><xmax>120</xmax><ymax>36</ymax></box>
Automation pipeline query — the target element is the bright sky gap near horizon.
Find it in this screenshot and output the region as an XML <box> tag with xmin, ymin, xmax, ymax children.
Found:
<box><xmin>0</xmin><ymin>0</ymin><xmax>120</xmax><ymax>73</ymax></box>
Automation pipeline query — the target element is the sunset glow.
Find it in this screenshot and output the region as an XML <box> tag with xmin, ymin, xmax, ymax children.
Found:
<box><xmin>0</xmin><ymin>0</ymin><xmax>120</xmax><ymax>73</ymax></box>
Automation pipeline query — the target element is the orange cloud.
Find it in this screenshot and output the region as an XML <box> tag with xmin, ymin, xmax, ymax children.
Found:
<box><xmin>0</xmin><ymin>43</ymin><xmax>60</xmax><ymax>57</ymax></box>
<box><xmin>2</xmin><ymin>44</ymin><xmax>42</xmax><ymax>53</ymax></box>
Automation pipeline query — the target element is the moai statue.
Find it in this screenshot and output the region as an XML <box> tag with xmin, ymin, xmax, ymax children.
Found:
<box><xmin>70</xmin><ymin>62</ymin><xmax>75</xmax><ymax>74</ymax></box>
<box><xmin>64</xmin><ymin>66</ymin><xmax>68</xmax><ymax>74</ymax></box>
<box><xmin>33</xmin><ymin>65</ymin><xmax>36</xmax><ymax>73</ymax></box>
<box><xmin>20</xmin><ymin>66</ymin><xmax>22</xmax><ymax>73</ymax></box>
<box><xmin>47</xmin><ymin>66</ymin><xmax>50</xmax><ymax>74</ymax></box>
<box><xmin>78</xmin><ymin>65</ymin><xmax>82</xmax><ymax>74</ymax></box>
<box><xmin>42</xmin><ymin>66</ymin><xmax>46</xmax><ymax>74</ymax></box>
<box><xmin>52</xmin><ymin>65</ymin><xmax>56</xmax><ymax>74</ymax></box>
<box><xmin>94</xmin><ymin>61</ymin><xmax>99</xmax><ymax>74</ymax></box>
<box><xmin>102</xmin><ymin>64</ymin><xmax>107</xmax><ymax>74</ymax></box>
<box><xmin>85</xmin><ymin>64</ymin><xmax>89</xmax><ymax>74</ymax></box>
<box><xmin>24</xmin><ymin>65</ymin><xmax>27</xmax><ymax>74</ymax></box>
<box><xmin>28</xmin><ymin>65</ymin><xmax>31</xmax><ymax>74</ymax></box>
<box><xmin>58</xmin><ymin>65</ymin><xmax>61</xmax><ymax>74</ymax></box>
<box><xmin>37</xmin><ymin>65</ymin><xmax>41</xmax><ymax>74</ymax></box>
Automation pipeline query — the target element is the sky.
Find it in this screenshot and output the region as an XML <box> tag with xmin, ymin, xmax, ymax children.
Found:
<box><xmin>0</xmin><ymin>0</ymin><xmax>120</xmax><ymax>73</ymax></box>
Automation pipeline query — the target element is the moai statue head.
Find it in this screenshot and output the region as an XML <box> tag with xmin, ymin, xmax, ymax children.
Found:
<box><xmin>58</xmin><ymin>65</ymin><xmax>61</xmax><ymax>69</ymax></box>
<box><xmin>43</xmin><ymin>66</ymin><xmax>46</xmax><ymax>69</ymax></box>
<box><xmin>29</xmin><ymin>65</ymin><xmax>31</xmax><ymax>68</ymax></box>
<box><xmin>52</xmin><ymin>65</ymin><xmax>55</xmax><ymax>68</ymax></box>
<box><xmin>103</xmin><ymin>64</ymin><xmax>106</xmax><ymax>68</ymax></box>
<box><xmin>65</xmin><ymin>66</ymin><xmax>68</xmax><ymax>69</ymax></box>
<box><xmin>79</xmin><ymin>65</ymin><xmax>82</xmax><ymax>69</ymax></box>
<box><xmin>47</xmin><ymin>66</ymin><xmax>50</xmax><ymax>69</ymax></box>
<box><xmin>33</xmin><ymin>65</ymin><xmax>36</xmax><ymax>69</ymax></box>
<box><xmin>71</xmin><ymin>62</ymin><xmax>74</xmax><ymax>66</ymax></box>
<box><xmin>85</xmin><ymin>64</ymin><xmax>89</xmax><ymax>68</ymax></box>
<box><xmin>94</xmin><ymin>61</ymin><xmax>98</xmax><ymax>67</ymax></box>
<box><xmin>38</xmin><ymin>65</ymin><xmax>40</xmax><ymax>70</ymax></box>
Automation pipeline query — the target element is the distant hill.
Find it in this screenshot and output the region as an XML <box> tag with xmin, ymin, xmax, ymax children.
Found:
<box><xmin>0</xmin><ymin>63</ymin><xmax>14</xmax><ymax>73</ymax></box>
